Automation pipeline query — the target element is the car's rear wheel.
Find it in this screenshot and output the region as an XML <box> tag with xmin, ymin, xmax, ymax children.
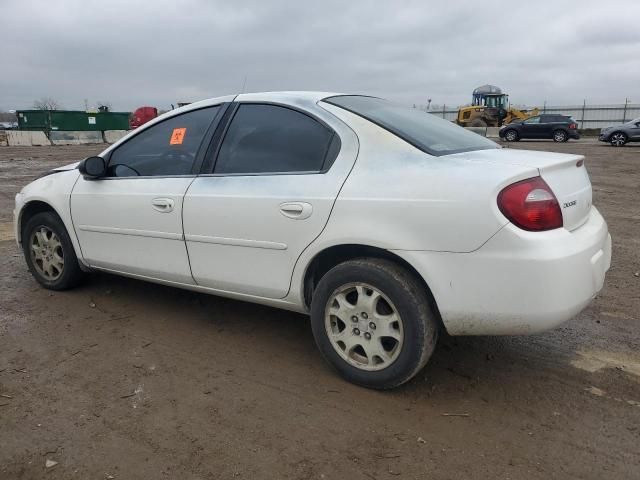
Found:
<box><xmin>310</xmin><ymin>258</ymin><xmax>438</xmax><ymax>389</ymax></box>
<box><xmin>504</xmin><ymin>129</ymin><xmax>519</xmax><ymax>142</ymax></box>
<box><xmin>22</xmin><ymin>211</ymin><xmax>84</xmax><ymax>290</ymax></box>
<box><xmin>553</xmin><ymin>130</ymin><xmax>568</xmax><ymax>142</ymax></box>
<box><xmin>610</xmin><ymin>132</ymin><xmax>627</xmax><ymax>146</ymax></box>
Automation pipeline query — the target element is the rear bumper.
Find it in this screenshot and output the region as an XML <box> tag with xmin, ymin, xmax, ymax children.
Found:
<box><xmin>569</xmin><ymin>130</ymin><xmax>580</xmax><ymax>139</ymax></box>
<box><xmin>396</xmin><ymin>207</ymin><xmax>611</xmax><ymax>335</ymax></box>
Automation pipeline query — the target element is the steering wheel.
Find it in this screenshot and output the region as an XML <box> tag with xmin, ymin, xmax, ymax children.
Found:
<box><xmin>157</xmin><ymin>149</ymin><xmax>196</xmax><ymax>174</ymax></box>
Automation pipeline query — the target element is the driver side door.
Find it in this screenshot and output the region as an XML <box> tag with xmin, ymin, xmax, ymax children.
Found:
<box><xmin>520</xmin><ymin>116</ymin><xmax>543</xmax><ymax>138</ymax></box>
<box><xmin>70</xmin><ymin>105</ymin><xmax>223</xmax><ymax>283</ymax></box>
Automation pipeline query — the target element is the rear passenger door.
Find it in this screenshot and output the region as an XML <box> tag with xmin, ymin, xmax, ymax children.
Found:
<box><xmin>183</xmin><ymin>101</ymin><xmax>357</xmax><ymax>299</ymax></box>
<box><xmin>540</xmin><ymin>115</ymin><xmax>564</xmax><ymax>138</ymax></box>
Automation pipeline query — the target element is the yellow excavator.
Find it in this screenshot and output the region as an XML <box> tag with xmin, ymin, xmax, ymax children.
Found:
<box><xmin>456</xmin><ymin>85</ymin><xmax>539</xmax><ymax>127</ymax></box>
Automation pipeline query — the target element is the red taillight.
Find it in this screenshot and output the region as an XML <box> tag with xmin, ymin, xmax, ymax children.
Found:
<box><xmin>497</xmin><ymin>177</ymin><xmax>563</xmax><ymax>231</ymax></box>
<box><xmin>569</xmin><ymin>123</ymin><xmax>577</xmax><ymax>129</ymax></box>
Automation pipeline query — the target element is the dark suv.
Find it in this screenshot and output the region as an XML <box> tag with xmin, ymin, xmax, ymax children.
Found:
<box><xmin>499</xmin><ymin>115</ymin><xmax>580</xmax><ymax>142</ymax></box>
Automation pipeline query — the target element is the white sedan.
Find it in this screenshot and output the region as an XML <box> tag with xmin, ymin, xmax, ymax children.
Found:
<box><xmin>14</xmin><ymin>92</ymin><xmax>611</xmax><ymax>389</ymax></box>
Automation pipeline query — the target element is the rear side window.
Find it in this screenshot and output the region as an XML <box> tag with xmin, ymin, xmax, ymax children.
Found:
<box><xmin>541</xmin><ymin>115</ymin><xmax>566</xmax><ymax>123</ymax></box>
<box><xmin>324</xmin><ymin>95</ymin><xmax>498</xmax><ymax>156</ymax></box>
<box><xmin>107</xmin><ymin>106</ymin><xmax>220</xmax><ymax>177</ymax></box>
<box><xmin>214</xmin><ymin>104</ymin><xmax>338</xmax><ymax>174</ymax></box>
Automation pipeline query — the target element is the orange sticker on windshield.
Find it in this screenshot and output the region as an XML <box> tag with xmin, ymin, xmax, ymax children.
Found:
<box><xmin>170</xmin><ymin>128</ymin><xmax>186</xmax><ymax>145</ymax></box>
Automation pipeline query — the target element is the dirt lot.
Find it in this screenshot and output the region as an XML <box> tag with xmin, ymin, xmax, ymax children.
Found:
<box><xmin>0</xmin><ymin>141</ymin><xmax>638</xmax><ymax>479</ymax></box>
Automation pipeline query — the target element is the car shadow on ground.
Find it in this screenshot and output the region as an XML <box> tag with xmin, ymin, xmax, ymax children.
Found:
<box><xmin>74</xmin><ymin>270</ymin><xmax>611</xmax><ymax>398</ymax></box>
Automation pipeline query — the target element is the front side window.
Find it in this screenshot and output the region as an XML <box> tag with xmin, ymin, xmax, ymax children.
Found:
<box><xmin>524</xmin><ymin>116</ymin><xmax>541</xmax><ymax>124</ymax></box>
<box><xmin>324</xmin><ymin>95</ymin><xmax>497</xmax><ymax>156</ymax></box>
<box><xmin>214</xmin><ymin>104</ymin><xmax>337</xmax><ymax>174</ymax></box>
<box><xmin>107</xmin><ymin>106</ymin><xmax>220</xmax><ymax>177</ymax></box>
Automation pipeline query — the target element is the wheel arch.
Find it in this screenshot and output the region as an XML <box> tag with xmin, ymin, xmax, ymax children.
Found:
<box><xmin>16</xmin><ymin>200</ymin><xmax>62</xmax><ymax>244</ymax></box>
<box><xmin>504</xmin><ymin>127</ymin><xmax>519</xmax><ymax>139</ymax></box>
<box><xmin>609</xmin><ymin>130</ymin><xmax>627</xmax><ymax>141</ymax></box>
<box><xmin>301</xmin><ymin>243</ymin><xmax>444</xmax><ymax>330</ymax></box>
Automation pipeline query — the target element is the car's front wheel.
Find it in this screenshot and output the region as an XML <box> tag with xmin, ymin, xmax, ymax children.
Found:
<box><xmin>504</xmin><ymin>129</ymin><xmax>519</xmax><ymax>142</ymax></box>
<box><xmin>609</xmin><ymin>132</ymin><xmax>627</xmax><ymax>147</ymax></box>
<box><xmin>553</xmin><ymin>130</ymin><xmax>568</xmax><ymax>142</ymax></box>
<box><xmin>310</xmin><ymin>258</ymin><xmax>438</xmax><ymax>389</ymax></box>
<box><xmin>22</xmin><ymin>211</ymin><xmax>84</xmax><ymax>290</ymax></box>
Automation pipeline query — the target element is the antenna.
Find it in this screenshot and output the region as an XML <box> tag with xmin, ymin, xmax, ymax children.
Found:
<box><xmin>241</xmin><ymin>75</ymin><xmax>247</xmax><ymax>93</ymax></box>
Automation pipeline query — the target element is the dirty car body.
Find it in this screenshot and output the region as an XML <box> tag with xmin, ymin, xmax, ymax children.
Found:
<box><xmin>14</xmin><ymin>92</ymin><xmax>612</xmax><ymax>388</ymax></box>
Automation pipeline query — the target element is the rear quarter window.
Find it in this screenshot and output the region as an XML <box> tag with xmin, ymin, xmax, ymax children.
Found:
<box><xmin>324</xmin><ymin>95</ymin><xmax>498</xmax><ymax>156</ymax></box>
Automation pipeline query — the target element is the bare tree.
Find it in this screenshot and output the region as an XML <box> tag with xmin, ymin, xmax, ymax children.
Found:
<box><xmin>33</xmin><ymin>97</ymin><xmax>61</xmax><ymax>110</ymax></box>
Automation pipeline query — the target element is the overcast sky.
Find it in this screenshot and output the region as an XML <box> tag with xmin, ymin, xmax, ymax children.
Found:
<box><xmin>1</xmin><ymin>0</ymin><xmax>638</xmax><ymax>112</ymax></box>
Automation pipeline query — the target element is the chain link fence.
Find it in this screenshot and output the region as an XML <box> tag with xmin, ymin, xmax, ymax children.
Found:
<box><xmin>422</xmin><ymin>100</ymin><xmax>640</xmax><ymax>129</ymax></box>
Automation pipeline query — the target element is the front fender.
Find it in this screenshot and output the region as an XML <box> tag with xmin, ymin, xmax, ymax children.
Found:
<box><xmin>14</xmin><ymin>170</ymin><xmax>86</xmax><ymax>266</ymax></box>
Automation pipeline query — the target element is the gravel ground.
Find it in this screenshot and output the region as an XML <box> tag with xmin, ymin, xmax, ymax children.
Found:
<box><xmin>0</xmin><ymin>140</ymin><xmax>638</xmax><ymax>479</ymax></box>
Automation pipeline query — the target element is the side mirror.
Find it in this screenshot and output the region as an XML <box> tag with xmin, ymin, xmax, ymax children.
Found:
<box><xmin>78</xmin><ymin>156</ymin><xmax>107</xmax><ymax>179</ymax></box>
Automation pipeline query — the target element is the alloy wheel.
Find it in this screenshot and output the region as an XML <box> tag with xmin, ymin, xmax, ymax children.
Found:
<box><xmin>611</xmin><ymin>133</ymin><xmax>626</xmax><ymax>146</ymax></box>
<box><xmin>505</xmin><ymin>130</ymin><xmax>517</xmax><ymax>141</ymax></box>
<box><xmin>324</xmin><ymin>283</ymin><xmax>404</xmax><ymax>371</ymax></box>
<box><xmin>30</xmin><ymin>226</ymin><xmax>64</xmax><ymax>281</ymax></box>
<box><xmin>554</xmin><ymin>131</ymin><xmax>567</xmax><ymax>142</ymax></box>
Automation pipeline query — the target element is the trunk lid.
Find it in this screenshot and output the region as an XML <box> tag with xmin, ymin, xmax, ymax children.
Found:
<box><xmin>539</xmin><ymin>156</ymin><xmax>592</xmax><ymax>231</ymax></box>
<box><xmin>454</xmin><ymin>148</ymin><xmax>593</xmax><ymax>231</ymax></box>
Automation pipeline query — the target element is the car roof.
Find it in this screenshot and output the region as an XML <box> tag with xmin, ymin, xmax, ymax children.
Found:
<box><xmin>178</xmin><ymin>91</ymin><xmax>343</xmax><ymax>112</ymax></box>
<box><xmin>149</xmin><ymin>91</ymin><xmax>345</xmax><ymax>126</ymax></box>
<box><xmin>99</xmin><ymin>92</ymin><xmax>346</xmax><ymax>157</ymax></box>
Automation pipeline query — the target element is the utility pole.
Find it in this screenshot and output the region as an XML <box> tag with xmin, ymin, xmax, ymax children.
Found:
<box><xmin>622</xmin><ymin>98</ymin><xmax>629</xmax><ymax>123</ymax></box>
<box><xmin>581</xmin><ymin>99</ymin><xmax>586</xmax><ymax>129</ymax></box>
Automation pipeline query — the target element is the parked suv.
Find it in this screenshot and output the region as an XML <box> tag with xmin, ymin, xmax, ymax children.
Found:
<box><xmin>598</xmin><ymin>118</ymin><xmax>640</xmax><ymax>146</ymax></box>
<box><xmin>499</xmin><ymin>114</ymin><xmax>580</xmax><ymax>142</ymax></box>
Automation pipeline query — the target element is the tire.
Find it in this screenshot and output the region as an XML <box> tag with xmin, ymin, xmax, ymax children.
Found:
<box><xmin>310</xmin><ymin>258</ymin><xmax>438</xmax><ymax>389</ymax></box>
<box><xmin>609</xmin><ymin>132</ymin><xmax>627</xmax><ymax>147</ymax></box>
<box><xmin>553</xmin><ymin>130</ymin><xmax>568</xmax><ymax>142</ymax></box>
<box><xmin>21</xmin><ymin>211</ymin><xmax>84</xmax><ymax>290</ymax></box>
<box><xmin>469</xmin><ymin>118</ymin><xmax>487</xmax><ymax>127</ymax></box>
<box><xmin>504</xmin><ymin>129</ymin><xmax>519</xmax><ymax>142</ymax></box>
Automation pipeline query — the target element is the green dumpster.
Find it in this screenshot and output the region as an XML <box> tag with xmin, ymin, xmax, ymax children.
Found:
<box><xmin>17</xmin><ymin>110</ymin><xmax>131</xmax><ymax>131</ymax></box>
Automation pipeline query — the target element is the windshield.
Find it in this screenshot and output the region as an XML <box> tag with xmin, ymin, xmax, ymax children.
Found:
<box><xmin>484</xmin><ymin>95</ymin><xmax>507</xmax><ymax>108</ymax></box>
<box><xmin>324</xmin><ymin>95</ymin><xmax>498</xmax><ymax>156</ymax></box>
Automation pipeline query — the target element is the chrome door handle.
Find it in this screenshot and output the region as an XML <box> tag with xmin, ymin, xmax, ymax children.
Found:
<box><xmin>279</xmin><ymin>202</ymin><xmax>312</xmax><ymax>220</ymax></box>
<box><xmin>152</xmin><ymin>198</ymin><xmax>174</xmax><ymax>213</ymax></box>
